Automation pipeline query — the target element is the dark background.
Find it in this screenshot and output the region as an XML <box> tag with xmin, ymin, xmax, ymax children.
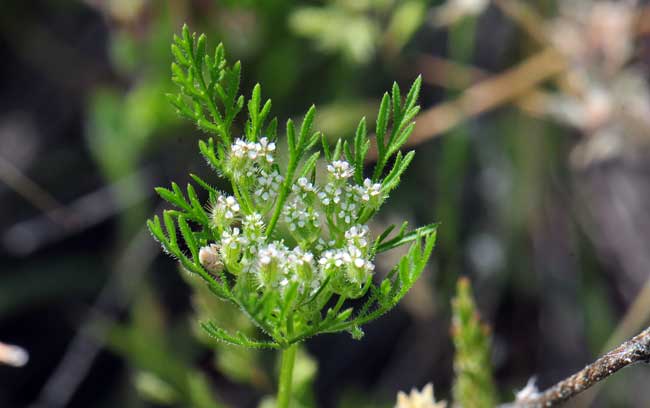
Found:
<box><xmin>1</xmin><ymin>0</ymin><xmax>649</xmax><ymax>407</ymax></box>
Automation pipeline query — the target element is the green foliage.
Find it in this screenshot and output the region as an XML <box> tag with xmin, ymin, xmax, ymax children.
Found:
<box><xmin>148</xmin><ymin>25</ymin><xmax>436</xmax><ymax>355</ymax></box>
<box><xmin>451</xmin><ymin>277</ymin><xmax>498</xmax><ymax>408</ymax></box>
<box><xmin>188</xmin><ymin>272</ymin><xmax>271</xmax><ymax>387</ymax></box>
<box><xmin>108</xmin><ymin>289</ymin><xmax>224</xmax><ymax>408</ymax></box>
<box><xmin>289</xmin><ymin>0</ymin><xmax>427</xmax><ymax>63</ymax></box>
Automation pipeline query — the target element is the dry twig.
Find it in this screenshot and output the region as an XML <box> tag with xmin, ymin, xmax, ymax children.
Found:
<box><xmin>415</xmin><ymin>54</ymin><xmax>551</xmax><ymax>117</ymax></box>
<box><xmin>509</xmin><ymin>326</ymin><xmax>650</xmax><ymax>407</ymax></box>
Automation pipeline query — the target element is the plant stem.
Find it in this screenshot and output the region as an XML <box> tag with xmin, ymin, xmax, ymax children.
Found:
<box><xmin>277</xmin><ymin>344</ymin><xmax>297</xmax><ymax>408</ymax></box>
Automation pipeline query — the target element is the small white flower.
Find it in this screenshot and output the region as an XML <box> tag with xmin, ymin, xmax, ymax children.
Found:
<box><xmin>327</xmin><ymin>160</ymin><xmax>354</xmax><ymax>180</ymax></box>
<box><xmin>318</xmin><ymin>249</ymin><xmax>346</xmax><ymax>275</ymax></box>
<box><xmin>314</xmin><ymin>238</ymin><xmax>337</xmax><ymax>253</ymax></box>
<box><xmin>355</xmin><ymin>178</ymin><xmax>382</xmax><ymax>203</ymax></box>
<box><xmin>345</xmin><ymin>225</ymin><xmax>370</xmax><ymax>250</ymax></box>
<box><xmin>287</xmin><ymin>247</ymin><xmax>317</xmax><ymax>288</ymax></box>
<box><xmin>258</xmin><ymin>137</ymin><xmax>276</xmax><ymax>164</ymax></box>
<box><xmin>222</xmin><ymin>227</ymin><xmax>247</xmax><ymax>248</ymax></box>
<box><xmin>219</xmin><ymin>227</ymin><xmax>248</xmax><ymax>272</ymax></box>
<box><xmin>211</xmin><ymin>195</ymin><xmax>240</xmax><ymax>228</ymax></box>
<box><xmin>254</xmin><ymin>170</ymin><xmax>283</xmax><ymax>203</ymax></box>
<box><xmin>342</xmin><ymin>244</ymin><xmax>374</xmax><ymax>286</ymax></box>
<box><xmin>247</xmin><ymin>142</ymin><xmax>260</xmax><ymax>160</ymax></box>
<box><xmin>317</xmin><ymin>183</ymin><xmax>342</xmax><ymax>206</ymax></box>
<box><xmin>284</xmin><ymin>200</ymin><xmax>320</xmax><ymax>234</ymax></box>
<box><xmin>292</xmin><ymin>177</ymin><xmax>317</xmax><ymax>199</ymax></box>
<box><xmin>242</xmin><ymin>212</ymin><xmax>266</xmax><ymax>246</ymax></box>
<box><xmin>231</xmin><ymin>138</ymin><xmax>250</xmax><ymax>159</ymax></box>
<box><xmin>337</xmin><ymin>200</ymin><xmax>357</xmax><ymax>225</ymax></box>
<box><xmin>255</xmin><ymin>242</ymin><xmax>287</xmax><ymax>287</ymax></box>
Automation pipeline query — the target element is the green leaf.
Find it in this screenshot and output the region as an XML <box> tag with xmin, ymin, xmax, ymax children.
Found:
<box><xmin>321</xmin><ymin>133</ymin><xmax>331</xmax><ymax>161</ymax></box>
<box><xmin>163</xmin><ymin>211</ymin><xmax>178</xmax><ymax>249</ymax></box>
<box><xmin>177</xmin><ymin>215</ymin><xmax>199</xmax><ymax>263</ymax></box>
<box><xmin>353</xmin><ymin>117</ymin><xmax>368</xmax><ymax>183</ymax></box>
<box><xmin>332</xmin><ymin>138</ymin><xmax>343</xmax><ymax>161</ymax></box>
<box><xmin>259</xmin><ymin>100</ymin><xmax>272</xmax><ymax>124</ymax></box>
<box><xmin>336</xmin><ymin>308</ymin><xmax>353</xmax><ymax>322</ymax></box>
<box><xmin>299</xmin><ymin>151</ymin><xmax>320</xmax><ymax>179</ymax></box>
<box><xmin>380</xmin><ymin>280</ymin><xmax>392</xmax><ymax>299</ymax></box>
<box><xmin>171</xmin><ymin>43</ymin><xmax>189</xmax><ymax>66</ymax></box>
<box><xmin>382</xmin><ymin>150</ymin><xmax>415</xmax><ymax>196</ymax></box>
<box><xmin>404</xmin><ymin>75</ymin><xmax>422</xmax><ymax>113</ymax></box>
<box><xmin>299</xmin><ymin>105</ymin><xmax>316</xmax><ymax>149</ymax></box>
<box><xmin>190</xmin><ymin>174</ymin><xmax>218</xmax><ymax>196</ymax></box>
<box><xmin>147</xmin><ymin>216</ymin><xmax>165</xmax><ymax>245</ymax></box>
<box><xmin>155</xmin><ymin>186</ymin><xmax>178</xmax><ymax>206</ymax></box>
<box><xmin>201</xmin><ymin>322</ymin><xmax>280</xmax><ymax>349</ymax></box>
<box><xmin>387</xmin><ymin>123</ymin><xmax>415</xmax><ymax>158</ymax></box>
<box><xmin>182</xmin><ymin>24</ymin><xmax>193</xmax><ymax>54</ymax></box>
<box><xmin>286</xmin><ymin>119</ymin><xmax>296</xmax><ymax>153</ymax></box>
<box><xmin>195</xmin><ymin>34</ymin><xmax>207</xmax><ymax>67</ymax></box>
<box><xmin>376</xmin><ymin>93</ymin><xmax>390</xmax><ymax>148</ymax></box>
<box><xmin>391</xmin><ymin>81</ymin><xmax>402</xmax><ymax>132</ymax></box>
<box><xmin>186</xmin><ymin>184</ymin><xmax>209</xmax><ymax>225</ymax></box>
<box><xmin>266</xmin><ymin>117</ymin><xmax>278</xmax><ymax>140</ymax></box>
<box><xmin>343</xmin><ymin>140</ymin><xmax>354</xmax><ymax>165</ymax></box>
<box><xmin>375</xmin><ymin>223</ymin><xmax>437</xmax><ymax>254</ymax></box>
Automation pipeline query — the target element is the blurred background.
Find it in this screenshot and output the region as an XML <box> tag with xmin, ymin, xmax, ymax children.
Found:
<box><xmin>1</xmin><ymin>0</ymin><xmax>650</xmax><ymax>407</ymax></box>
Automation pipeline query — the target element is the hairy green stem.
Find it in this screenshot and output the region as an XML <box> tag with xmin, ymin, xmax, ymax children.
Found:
<box><xmin>277</xmin><ymin>344</ymin><xmax>298</xmax><ymax>408</ymax></box>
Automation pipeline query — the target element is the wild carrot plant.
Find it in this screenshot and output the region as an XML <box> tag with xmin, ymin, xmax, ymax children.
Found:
<box><xmin>147</xmin><ymin>25</ymin><xmax>436</xmax><ymax>407</ymax></box>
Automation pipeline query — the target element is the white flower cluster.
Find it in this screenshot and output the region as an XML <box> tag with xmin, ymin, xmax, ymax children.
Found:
<box><xmin>198</xmin><ymin>156</ymin><xmax>386</xmax><ymax>298</ymax></box>
<box><xmin>254</xmin><ymin>169</ymin><xmax>284</xmax><ymax>203</ymax></box>
<box><xmin>319</xmin><ymin>161</ymin><xmax>384</xmax><ymax>227</ymax></box>
<box><xmin>230</xmin><ymin>137</ymin><xmax>276</xmax><ymax>164</ymax></box>
<box><xmin>318</xmin><ymin>182</ymin><xmax>358</xmax><ymax>226</ymax></box>
<box><xmin>318</xmin><ymin>225</ymin><xmax>375</xmax><ymax>292</ymax></box>
<box><xmin>284</xmin><ymin>201</ymin><xmax>319</xmax><ymax>233</ymax></box>
<box><xmin>228</xmin><ymin>137</ymin><xmax>277</xmax><ymax>181</ymax></box>
<box><xmin>201</xmin><ymin>193</ymin><xmax>375</xmax><ymax>298</ymax></box>
<box><xmin>220</xmin><ymin>227</ymin><xmax>248</xmax><ymax>271</ymax></box>
<box><xmin>355</xmin><ymin>178</ymin><xmax>382</xmax><ymax>206</ymax></box>
<box><xmin>242</xmin><ymin>212</ymin><xmax>265</xmax><ymax>246</ymax></box>
<box><xmin>211</xmin><ymin>195</ymin><xmax>240</xmax><ymax>228</ymax></box>
<box><xmin>327</xmin><ymin>160</ymin><xmax>354</xmax><ymax>180</ymax></box>
<box><xmin>256</xmin><ymin>242</ymin><xmax>286</xmax><ymax>287</ymax></box>
<box><xmin>251</xmin><ymin>241</ymin><xmax>321</xmax><ymax>295</ymax></box>
<box><xmin>291</xmin><ymin>177</ymin><xmax>317</xmax><ymax>198</ymax></box>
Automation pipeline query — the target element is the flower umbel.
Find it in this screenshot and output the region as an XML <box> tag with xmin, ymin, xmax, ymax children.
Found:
<box><xmin>149</xmin><ymin>25</ymin><xmax>437</xmax><ymax>357</ymax></box>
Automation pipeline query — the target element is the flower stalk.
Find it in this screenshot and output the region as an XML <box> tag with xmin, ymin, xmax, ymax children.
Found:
<box><xmin>277</xmin><ymin>344</ymin><xmax>298</xmax><ymax>408</ymax></box>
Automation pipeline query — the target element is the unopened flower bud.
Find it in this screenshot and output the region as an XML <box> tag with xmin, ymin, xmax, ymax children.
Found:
<box><xmin>199</xmin><ymin>243</ymin><xmax>223</xmax><ymax>274</ymax></box>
